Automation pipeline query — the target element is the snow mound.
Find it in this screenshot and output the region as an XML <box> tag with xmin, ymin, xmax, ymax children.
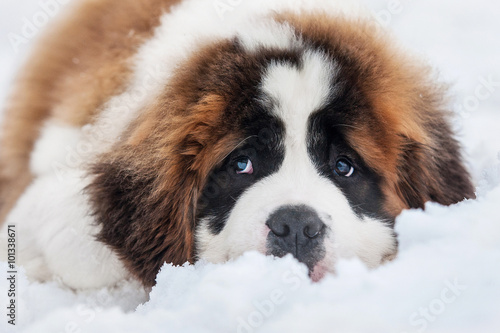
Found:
<box><xmin>2</xmin><ymin>179</ymin><xmax>500</xmax><ymax>332</ymax></box>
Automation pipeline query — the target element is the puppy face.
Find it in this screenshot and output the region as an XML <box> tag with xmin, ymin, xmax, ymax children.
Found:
<box><xmin>89</xmin><ymin>13</ymin><xmax>475</xmax><ymax>286</ymax></box>
<box><xmin>195</xmin><ymin>50</ymin><xmax>396</xmax><ymax>279</ymax></box>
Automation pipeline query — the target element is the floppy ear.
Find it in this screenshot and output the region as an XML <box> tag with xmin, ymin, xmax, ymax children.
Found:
<box><xmin>395</xmin><ymin>130</ymin><xmax>476</xmax><ymax>210</ymax></box>
<box><xmin>87</xmin><ymin>148</ymin><xmax>197</xmax><ymax>287</ymax></box>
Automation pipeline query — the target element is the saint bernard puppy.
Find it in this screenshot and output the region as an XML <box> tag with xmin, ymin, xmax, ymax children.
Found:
<box><xmin>0</xmin><ymin>0</ymin><xmax>475</xmax><ymax>289</ymax></box>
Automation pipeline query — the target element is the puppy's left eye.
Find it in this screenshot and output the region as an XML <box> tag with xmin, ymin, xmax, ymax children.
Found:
<box><xmin>235</xmin><ymin>157</ymin><xmax>253</xmax><ymax>175</ymax></box>
<box><xmin>334</xmin><ymin>158</ymin><xmax>354</xmax><ymax>177</ymax></box>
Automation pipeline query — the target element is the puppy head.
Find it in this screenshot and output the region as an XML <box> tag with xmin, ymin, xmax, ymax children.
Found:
<box><xmin>89</xmin><ymin>14</ymin><xmax>475</xmax><ymax>286</ymax></box>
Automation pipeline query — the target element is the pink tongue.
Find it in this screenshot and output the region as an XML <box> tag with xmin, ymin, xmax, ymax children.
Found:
<box><xmin>310</xmin><ymin>264</ymin><xmax>327</xmax><ymax>282</ymax></box>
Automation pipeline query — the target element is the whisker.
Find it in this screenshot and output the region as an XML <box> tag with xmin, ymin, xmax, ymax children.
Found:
<box><xmin>331</xmin><ymin>123</ymin><xmax>363</xmax><ymax>131</ymax></box>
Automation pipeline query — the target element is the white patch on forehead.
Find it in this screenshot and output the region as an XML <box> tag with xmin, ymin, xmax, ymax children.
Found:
<box><xmin>261</xmin><ymin>50</ymin><xmax>336</xmax><ymax>142</ymax></box>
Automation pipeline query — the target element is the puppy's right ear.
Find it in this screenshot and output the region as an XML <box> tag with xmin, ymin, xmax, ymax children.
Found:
<box><xmin>87</xmin><ymin>149</ymin><xmax>196</xmax><ymax>287</ymax></box>
<box><xmin>87</xmin><ymin>96</ymin><xmax>240</xmax><ymax>287</ymax></box>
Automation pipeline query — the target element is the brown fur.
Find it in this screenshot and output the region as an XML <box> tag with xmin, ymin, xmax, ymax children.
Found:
<box><xmin>0</xmin><ymin>0</ymin><xmax>181</xmax><ymax>223</ymax></box>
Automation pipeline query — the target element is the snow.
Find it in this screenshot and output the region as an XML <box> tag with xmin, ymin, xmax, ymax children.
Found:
<box><xmin>1</xmin><ymin>0</ymin><xmax>500</xmax><ymax>332</ymax></box>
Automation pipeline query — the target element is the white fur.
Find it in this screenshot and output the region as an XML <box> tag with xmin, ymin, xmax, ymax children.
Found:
<box><xmin>196</xmin><ymin>49</ymin><xmax>396</xmax><ymax>271</ymax></box>
<box><xmin>261</xmin><ymin>50</ymin><xmax>337</xmax><ymax>140</ymax></box>
<box><xmin>29</xmin><ymin>121</ymin><xmax>83</xmax><ymax>176</ymax></box>
<box><xmin>2</xmin><ymin>169</ymin><xmax>130</xmax><ymax>289</ymax></box>
<box><xmin>6</xmin><ymin>121</ymin><xmax>130</xmax><ymax>289</ymax></box>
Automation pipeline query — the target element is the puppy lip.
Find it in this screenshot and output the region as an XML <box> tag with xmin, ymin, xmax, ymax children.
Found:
<box><xmin>309</xmin><ymin>262</ymin><xmax>329</xmax><ymax>282</ymax></box>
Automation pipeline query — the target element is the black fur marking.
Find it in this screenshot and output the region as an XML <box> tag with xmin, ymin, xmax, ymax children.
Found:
<box><xmin>196</xmin><ymin>108</ymin><xmax>286</xmax><ymax>234</ymax></box>
<box><xmin>308</xmin><ymin>102</ymin><xmax>393</xmax><ymax>225</ymax></box>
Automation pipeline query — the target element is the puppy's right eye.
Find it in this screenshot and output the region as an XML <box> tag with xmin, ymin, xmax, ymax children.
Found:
<box><xmin>235</xmin><ymin>157</ymin><xmax>253</xmax><ymax>175</ymax></box>
<box><xmin>334</xmin><ymin>158</ymin><xmax>354</xmax><ymax>177</ymax></box>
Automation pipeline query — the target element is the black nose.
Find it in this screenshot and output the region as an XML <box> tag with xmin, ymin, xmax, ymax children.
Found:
<box><xmin>267</xmin><ymin>206</ymin><xmax>325</xmax><ymax>240</ymax></box>
<box><xmin>266</xmin><ymin>205</ymin><xmax>326</xmax><ymax>269</ymax></box>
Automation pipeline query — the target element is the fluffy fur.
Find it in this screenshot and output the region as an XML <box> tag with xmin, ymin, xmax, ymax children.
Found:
<box><xmin>0</xmin><ymin>0</ymin><xmax>474</xmax><ymax>289</ymax></box>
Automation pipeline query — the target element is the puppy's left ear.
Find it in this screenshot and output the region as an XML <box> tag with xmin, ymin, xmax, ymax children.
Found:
<box><xmin>427</xmin><ymin>124</ymin><xmax>476</xmax><ymax>205</ymax></box>
<box><xmin>395</xmin><ymin>123</ymin><xmax>476</xmax><ymax>210</ymax></box>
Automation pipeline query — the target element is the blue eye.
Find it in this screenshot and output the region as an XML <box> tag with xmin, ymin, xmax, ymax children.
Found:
<box><xmin>235</xmin><ymin>157</ymin><xmax>253</xmax><ymax>175</ymax></box>
<box><xmin>335</xmin><ymin>158</ymin><xmax>354</xmax><ymax>177</ymax></box>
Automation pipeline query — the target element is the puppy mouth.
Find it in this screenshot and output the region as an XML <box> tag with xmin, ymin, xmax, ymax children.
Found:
<box><xmin>265</xmin><ymin>238</ymin><xmax>328</xmax><ymax>282</ymax></box>
<box><xmin>309</xmin><ymin>262</ymin><xmax>329</xmax><ymax>282</ymax></box>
